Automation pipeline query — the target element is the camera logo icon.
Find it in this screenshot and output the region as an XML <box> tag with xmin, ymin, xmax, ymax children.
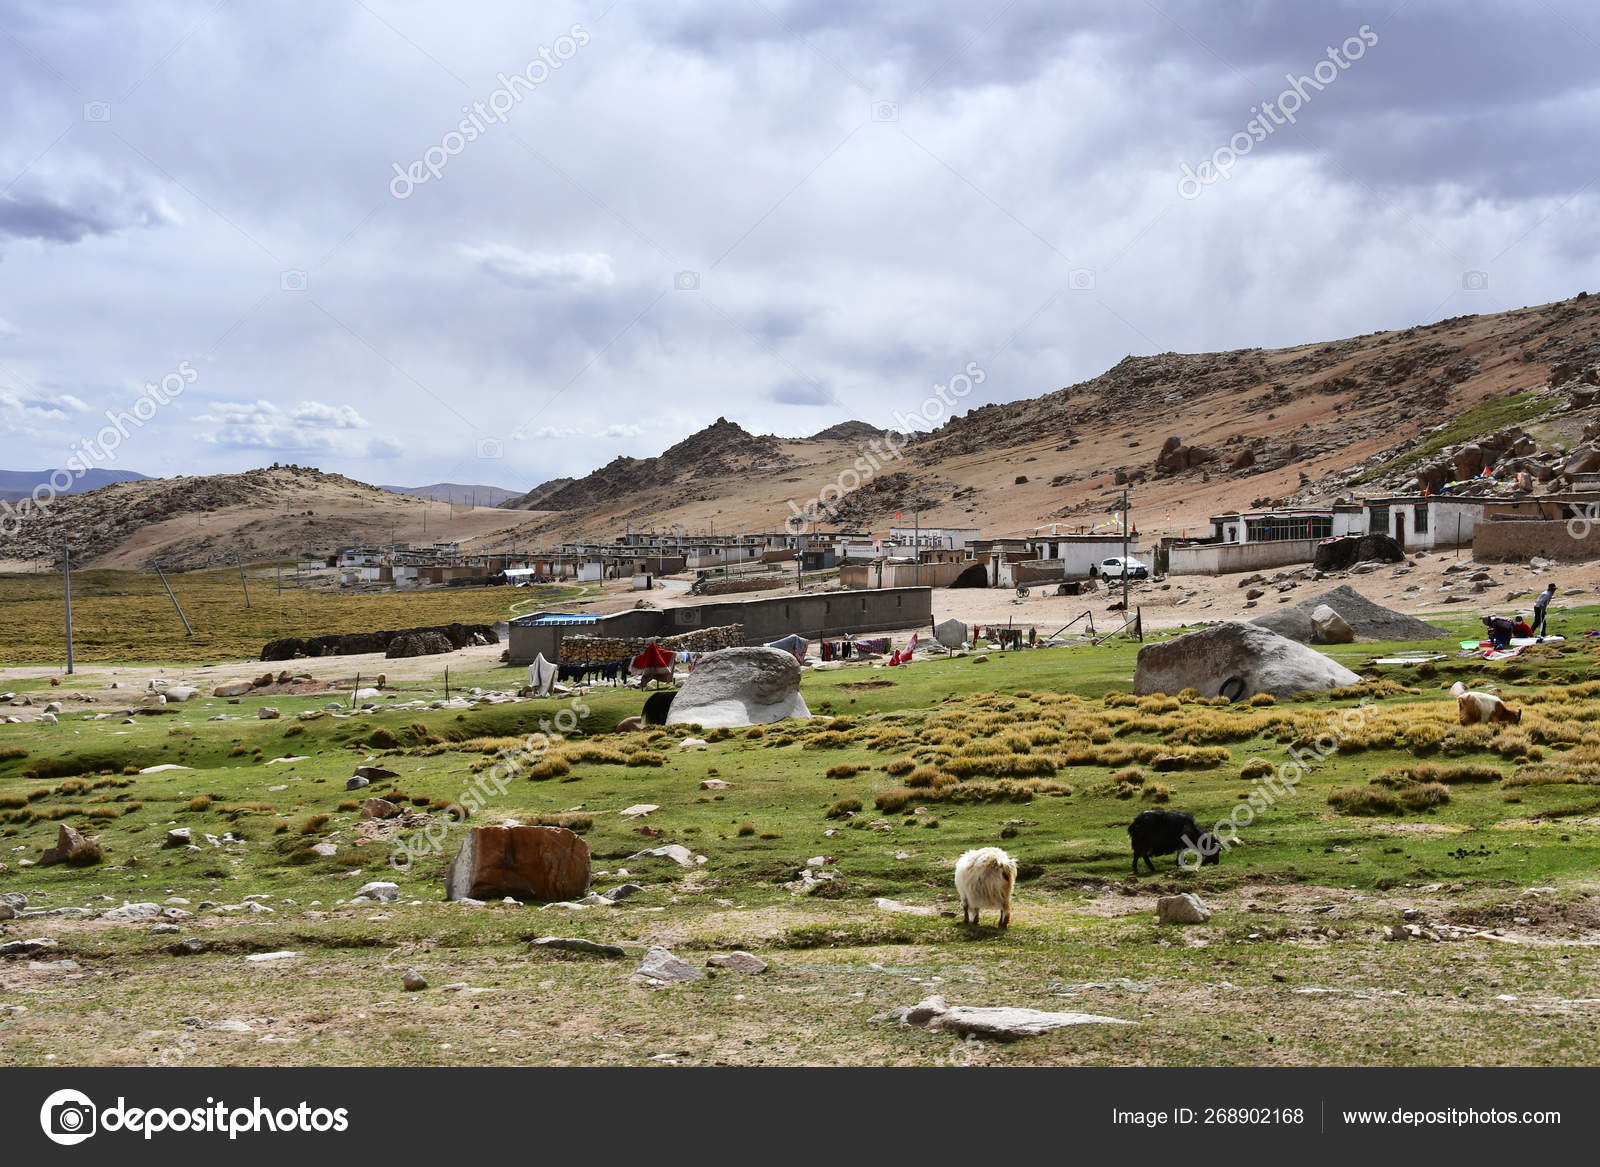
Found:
<box><xmin>40</xmin><ymin>1088</ymin><xmax>97</xmax><ymax>1145</ymax></box>
<box><xmin>476</xmin><ymin>436</ymin><xmax>504</xmax><ymax>460</ymax></box>
<box><xmin>280</xmin><ymin>270</ymin><xmax>308</xmax><ymax>292</ymax></box>
<box><xmin>83</xmin><ymin>102</ymin><xmax>112</xmax><ymax>122</ymax></box>
<box><xmin>674</xmin><ymin>270</ymin><xmax>700</xmax><ymax>291</ymax></box>
<box><xmin>1462</xmin><ymin>270</ymin><xmax>1489</xmax><ymax>291</ymax></box>
<box><xmin>1069</xmin><ymin>268</ymin><xmax>1096</xmax><ymax>291</ymax></box>
<box><xmin>872</xmin><ymin>101</ymin><xmax>899</xmax><ymax>122</ymax></box>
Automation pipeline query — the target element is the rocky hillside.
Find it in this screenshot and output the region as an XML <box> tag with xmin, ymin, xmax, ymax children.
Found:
<box><xmin>503</xmin><ymin>417</ymin><xmax>796</xmax><ymax>512</ymax></box>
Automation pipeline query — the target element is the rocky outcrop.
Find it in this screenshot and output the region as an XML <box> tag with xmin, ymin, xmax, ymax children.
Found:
<box><xmin>385</xmin><ymin>630</ymin><xmax>454</xmax><ymax>658</ymax></box>
<box><xmin>1155</xmin><ymin>436</ymin><xmax>1215</xmax><ymax>475</ymax></box>
<box><xmin>261</xmin><ymin>622</ymin><xmax>496</xmax><ymax>661</ymax></box>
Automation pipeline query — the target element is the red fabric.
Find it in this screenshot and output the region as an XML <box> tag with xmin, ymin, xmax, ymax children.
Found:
<box><xmin>632</xmin><ymin>642</ymin><xmax>673</xmax><ymax>670</ymax></box>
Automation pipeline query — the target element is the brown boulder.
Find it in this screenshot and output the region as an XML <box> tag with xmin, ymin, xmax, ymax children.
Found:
<box><xmin>359</xmin><ymin>798</ymin><xmax>400</xmax><ymax>820</ymax></box>
<box><xmin>445</xmin><ymin>825</ymin><xmax>590</xmax><ymax>902</ymax></box>
<box><xmin>39</xmin><ymin>823</ymin><xmax>104</xmax><ymax>867</ymax></box>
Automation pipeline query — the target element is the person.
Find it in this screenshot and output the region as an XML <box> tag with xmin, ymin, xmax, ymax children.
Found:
<box><xmin>1482</xmin><ymin>614</ymin><xmax>1515</xmax><ymax>650</ymax></box>
<box><xmin>1511</xmin><ymin>615</ymin><xmax>1533</xmax><ymax>639</ymax></box>
<box><xmin>1531</xmin><ymin>583</ymin><xmax>1556</xmax><ymax>638</ymax></box>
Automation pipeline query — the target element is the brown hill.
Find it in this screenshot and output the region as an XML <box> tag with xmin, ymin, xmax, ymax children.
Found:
<box><xmin>0</xmin><ymin>464</ymin><xmax>530</xmax><ymax>572</ymax></box>
<box><xmin>483</xmin><ymin>291</ymin><xmax>1600</xmax><ymax>546</ymax></box>
<box><xmin>504</xmin><ymin>416</ymin><xmax>796</xmax><ymax>512</ymax></box>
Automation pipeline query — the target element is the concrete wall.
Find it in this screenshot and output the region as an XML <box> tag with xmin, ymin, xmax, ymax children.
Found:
<box><xmin>1471</xmin><ymin>518</ymin><xmax>1600</xmax><ymax>563</ymax></box>
<box><xmin>838</xmin><ymin>561</ymin><xmax>970</xmax><ymax>589</ymax></box>
<box><xmin>509</xmin><ymin>587</ymin><xmax>933</xmax><ymax>664</ymax></box>
<box><xmin>1168</xmin><ymin>537</ymin><xmax>1322</xmax><ymax>576</ymax></box>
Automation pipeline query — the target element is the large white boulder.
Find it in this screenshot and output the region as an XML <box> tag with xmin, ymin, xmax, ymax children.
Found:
<box><xmin>1134</xmin><ymin>621</ymin><xmax>1360</xmax><ymax>700</ymax></box>
<box><xmin>665</xmin><ymin>646</ymin><xmax>811</xmax><ymax>729</ymax></box>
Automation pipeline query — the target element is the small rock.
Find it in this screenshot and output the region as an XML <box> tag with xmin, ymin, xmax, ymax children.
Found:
<box><xmin>1155</xmin><ymin>893</ymin><xmax>1211</xmax><ymax>925</ymax></box>
<box><xmin>706</xmin><ymin>951</ymin><xmax>768</xmax><ymax>974</ymax></box>
<box><xmin>630</xmin><ymin>945</ymin><xmax>704</xmax><ymax>985</ymax></box>
<box><xmin>243</xmin><ymin>951</ymin><xmax>297</xmax><ymax>963</ymax></box>
<box><xmin>355</xmin><ymin>881</ymin><xmax>400</xmax><ymax>903</ymax></box>
<box><xmin>258</xmin><ymin>707</ymin><xmax>280</xmax><ymax>720</ymax></box>
<box><xmin>402</xmin><ymin>970</ymin><xmax>428</xmax><ymax>991</ymax></box>
<box><xmin>531</xmin><ymin>936</ymin><xmax>627</xmax><ymax>958</ymax></box>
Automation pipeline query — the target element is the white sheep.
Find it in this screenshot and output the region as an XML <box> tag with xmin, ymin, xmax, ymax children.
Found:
<box><xmin>954</xmin><ymin>846</ymin><xmax>1017</xmax><ymax>928</ymax></box>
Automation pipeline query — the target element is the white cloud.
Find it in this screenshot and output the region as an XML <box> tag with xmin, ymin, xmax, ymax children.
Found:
<box><xmin>197</xmin><ymin>399</ymin><xmax>398</xmax><ymax>457</ymax></box>
<box><xmin>459</xmin><ymin>243</ymin><xmax>616</xmax><ymax>290</ymax></box>
<box><xmin>0</xmin><ymin>388</ymin><xmax>90</xmax><ymax>421</ymax></box>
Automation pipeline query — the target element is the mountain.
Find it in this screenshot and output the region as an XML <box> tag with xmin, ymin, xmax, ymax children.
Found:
<box><xmin>503</xmin><ymin>416</ymin><xmax>795</xmax><ymax>512</ymax></box>
<box><xmin>0</xmin><ymin>464</ymin><xmax>531</xmax><ymax>571</ymax></box>
<box><xmin>380</xmin><ymin>482</ymin><xmax>521</xmax><ymax>507</ymax></box>
<box><xmin>501</xmin><ymin>476</ymin><xmax>574</xmax><ymax>510</ymax></box>
<box><xmin>481</xmin><ymin>291</ymin><xmax>1600</xmax><ymax>544</ymax></box>
<box><xmin>0</xmin><ymin>467</ymin><xmax>150</xmax><ymax>502</ymax></box>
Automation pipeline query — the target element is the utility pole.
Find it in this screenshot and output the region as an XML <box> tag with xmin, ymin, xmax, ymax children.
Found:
<box><xmin>62</xmin><ymin>543</ymin><xmax>74</xmax><ymax>675</ymax></box>
<box><xmin>1121</xmin><ymin>487</ymin><xmax>1131</xmax><ymax>612</ymax></box>
<box><xmin>913</xmin><ymin>507</ymin><xmax>920</xmax><ymax>587</ymax></box>
<box><xmin>155</xmin><ymin>562</ymin><xmax>194</xmax><ymax>636</ymax></box>
<box><xmin>237</xmin><ymin>553</ymin><xmax>252</xmax><ymax>608</ymax></box>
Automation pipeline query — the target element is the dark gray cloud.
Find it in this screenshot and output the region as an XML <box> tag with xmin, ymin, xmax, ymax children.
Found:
<box><xmin>0</xmin><ymin>0</ymin><xmax>1594</xmax><ymax>489</ymax></box>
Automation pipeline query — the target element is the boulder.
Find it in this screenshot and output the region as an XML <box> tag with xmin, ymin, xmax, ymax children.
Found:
<box><xmin>630</xmin><ymin>945</ymin><xmax>704</xmax><ymax>985</ymax></box>
<box><xmin>102</xmin><ymin>901</ymin><xmax>163</xmax><ymax>921</ymax></box>
<box><xmin>165</xmin><ymin>827</ymin><xmax>191</xmax><ymax>848</ymax></box>
<box><xmin>345</xmin><ymin>775</ymin><xmax>370</xmax><ymax>790</ymax></box>
<box><xmin>901</xmin><ymin>994</ymin><xmax>1132</xmax><ymax>1040</ymax></box>
<box><xmin>1310</xmin><ymin>604</ymin><xmax>1355</xmax><ymax>644</ymax></box>
<box><xmin>164</xmin><ymin>685</ymin><xmax>198</xmax><ymax>702</ymax></box>
<box><xmin>444</xmin><ymin>825</ymin><xmax>590</xmax><ymax>903</ymax></box>
<box><xmin>38</xmin><ymin>823</ymin><xmax>103</xmax><ymax>867</ymax></box>
<box><xmin>1313</xmin><ymin>534</ymin><xmax>1404</xmax><ymax>572</ymax></box>
<box><xmin>359</xmin><ymin>798</ymin><xmax>400</xmax><ymax>820</ymax></box>
<box><xmin>258</xmin><ymin>707</ymin><xmax>280</xmax><ymax>720</ymax></box>
<box><xmin>665</xmin><ymin>646</ymin><xmax>811</xmax><ymax>729</ymax></box>
<box><xmin>0</xmin><ymin>892</ymin><xmax>27</xmax><ymax>911</ymax></box>
<box><xmin>1133</xmin><ymin>621</ymin><xmax>1360</xmax><ymax>701</ymax></box>
<box><xmin>1156</xmin><ymin>893</ymin><xmax>1212</xmax><ymax>924</ymax></box>
<box><xmin>213</xmin><ymin>681</ymin><xmax>254</xmax><ymax>697</ymax></box>
<box><xmin>354</xmin><ymin>766</ymin><xmax>398</xmax><ymax>781</ymax></box>
<box><xmin>402</xmin><ymin>970</ymin><xmax>428</xmax><ymax>991</ymax></box>
<box><xmin>615</xmin><ymin>715</ymin><xmax>645</xmax><ymax>733</ymax></box>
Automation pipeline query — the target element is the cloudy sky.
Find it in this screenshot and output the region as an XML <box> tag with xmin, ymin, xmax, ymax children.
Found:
<box><xmin>1</xmin><ymin>0</ymin><xmax>1596</xmax><ymax>491</ymax></box>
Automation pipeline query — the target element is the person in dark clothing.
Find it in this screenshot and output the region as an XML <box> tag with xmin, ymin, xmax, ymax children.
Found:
<box><xmin>1483</xmin><ymin>615</ymin><xmax>1515</xmax><ymax>650</ymax></box>
<box><xmin>1532</xmin><ymin>583</ymin><xmax>1556</xmax><ymax>638</ymax></box>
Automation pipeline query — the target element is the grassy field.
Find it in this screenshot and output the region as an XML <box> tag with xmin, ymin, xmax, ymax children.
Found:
<box><xmin>0</xmin><ymin>568</ymin><xmax>583</xmax><ymax>663</ymax></box>
<box><xmin>2</xmin><ymin>611</ymin><xmax>1599</xmax><ymax>1066</ymax></box>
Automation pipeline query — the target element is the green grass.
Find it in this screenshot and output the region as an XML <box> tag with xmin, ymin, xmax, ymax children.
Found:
<box><xmin>3</xmin><ymin>608</ymin><xmax>1600</xmax><ymax>1066</ymax></box>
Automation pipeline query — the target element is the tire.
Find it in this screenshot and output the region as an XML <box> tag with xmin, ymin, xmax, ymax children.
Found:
<box><xmin>1217</xmin><ymin>676</ymin><xmax>1247</xmax><ymax>703</ymax></box>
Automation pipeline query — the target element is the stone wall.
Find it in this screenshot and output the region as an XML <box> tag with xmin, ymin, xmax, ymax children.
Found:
<box><xmin>556</xmin><ymin>624</ymin><xmax>744</xmax><ymax>663</ymax></box>
<box><xmin>693</xmin><ymin>576</ymin><xmax>785</xmax><ymax>596</ymax></box>
<box><xmin>1471</xmin><ymin>518</ymin><xmax>1600</xmax><ymax>563</ymax></box>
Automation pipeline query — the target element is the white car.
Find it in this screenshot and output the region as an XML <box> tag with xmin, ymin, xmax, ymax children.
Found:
<box><xmin>1094</xmin><ymin>556</ymin><xmax>1149</xmax><ymax>580</ymax></box>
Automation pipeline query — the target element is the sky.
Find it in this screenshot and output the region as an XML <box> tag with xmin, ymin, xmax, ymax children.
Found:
<box><xmin>1</xmin><ymin>0</ymin><xmax>1597</xmax><ymax>492</ymax></box>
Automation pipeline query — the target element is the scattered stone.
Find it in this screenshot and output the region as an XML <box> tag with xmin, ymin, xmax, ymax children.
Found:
<box><xmin>345</xmin><ymin>775</ymin><xmax>371</xmax><ymax>790</ymax></box>
<box><xmin>359</xmin><ymin>798</ymin><xmax>399</xmax><ymax>820</ymax></box>
<box><xmin>165</xmin><ymin>827</ymin><xmax>191</xmax><ymax>848</ymax></box>
<box><xmin>630</xmin><ymin>945</ymin><xmax>704</xmax><ymax>985</ymax></box>
<box><xmin>601</xmin><ymin>883</ymin><xmax>645</xmax><ymax>902</ymax></box>
<box><xmin>354</xmin><ymin>766</ymin><xmax>399</xmax><ymax>781</ymax></box>
<box><xmin>700</xmin><ymin>778</ymin><xmax>732</xmax><ymax>790</ymax></box>
<box><xmin>901</xmin><ymin>994</ymin><xmax>1132</xmax><ymax>1040</ymax></box>
<box><xmin>102</xmin><ymin>901</ymin><xmax>162</xmax><ymax>921</ymax></box>
<box><xmin>1310</xmin><ymin>604</ymin><xmax>1355</xmax><ymax>645</ymax></box>
<box><xmin>258</xmin><ymin>707</ymin><xmax>280</xmax><ymax>720</ymax></box>
<box><xmin>707</xmin><ymin>951</ymin><xmax>768</xmax><ymax>974</ymax></box>
<box><xmin>1155</xmin><ymin>893</ymin><xmax>1212</xmax><ymax>925</ymax></box>
<box><xmin>172</xmin><ymin>938</ymin><xmax>209</xmax><ymax>956</ymax></box>
<box><xmin>531</xmin><ymin>936</ymin><xmax>627</xmax><ymax>958</ymax></box>
<box><xmin>150</xmin><ymin>924</ymin><xmax>180</xmax><ymax>935</ymax></box>
<box><xmin>211</xmin><ymin>1019</ymin><xmax>253</xmax><ymax>1033</ymax></box>
<box><xmin>0</xmin><ymin>892</ymin><xmax>26</xmax><ymax>911</ymax></box>
<box><xmin>626</xmin><ymin>844</ymin><xmax>699</xmax><ymax>868</ymax></box>
<box><xmin>243</xmin><ymin>951</ymin><xmax>298</xmax><ymax>963</ymax></box>
<box><xmin>355</xmin><ymin>881</ymin><xmax>399</xmax><ymax>903</ymax></box>
<box><xmin>620</xmin><ymin>804</ymin><xmax>659</xmax><ymax>818</ymax></box>
<box><xmin>402</xmin><ymin>970</ymin><xmax>428</xmax><ymax>991</ymax></box>
<box><xmin>213</xmin><ymin>681</ymin><xmax>254</xmax><ymax>697</ymax></box>
<box><xmin>310</xmin><ymin>842</ymin><xmax>338</xmax><ymax>858</ymax></box>
<box><xmin>0</xmin><ymin>938</ymin><xmax>57</xmax><ymax>957</ymax></box>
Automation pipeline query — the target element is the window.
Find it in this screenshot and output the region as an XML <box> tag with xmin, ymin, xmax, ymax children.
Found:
<box><xmin>1414</xmin><ymin>504</ymin><xmax>1428</xmax><ymax>533</ymax></box>
<box><xmin>1369</xmin><ymin>507</ymin><xmax>1389</xmax><ymax>535</ymax></box>
<box><xmin>1243</xmin><ymin>515</ymin><xmax>1332</xmax><ymax>542</ymax></box>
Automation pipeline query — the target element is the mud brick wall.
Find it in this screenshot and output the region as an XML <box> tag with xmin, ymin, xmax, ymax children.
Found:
<box><xmin>557</xmin><ymin>624</ymin><xmax>744</xmax><ymax>663</ymax></box>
